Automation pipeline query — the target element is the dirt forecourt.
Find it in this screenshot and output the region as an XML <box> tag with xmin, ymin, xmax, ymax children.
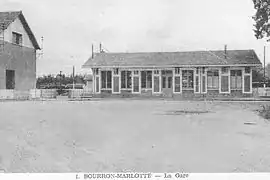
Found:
<box><xmin>0</xmin><ymin>99</ymin><xmax>270</xmax><ymax>172</ymax></box>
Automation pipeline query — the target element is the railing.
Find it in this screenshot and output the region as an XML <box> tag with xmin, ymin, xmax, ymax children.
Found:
<box><xmin>0</xmin><ymin>90</ymin><xmax>15</xmax><ymax>99</ymax></box>
<box><xmin>68</xmin><ymin>89</ymin><xmax>93</xmax><ymax>98</ymax></box>
<box><xmin>252</xmin><ymin>87</ymin><xmax>270</xmax><ymax>97</ymax></box>
<box><xmin>30</xmin><ymin>89</ymin><xmax>57</xmax><ymax>99</ymax></box>
<box><xmin>0</xmin><ymin>89</ymin><xmax>94</xmax><ymax>100</ymax></box>
<box><xmin>0</xmin><ymin>89</ymin><xmax>58</xmax><ymax>100</ymax></box>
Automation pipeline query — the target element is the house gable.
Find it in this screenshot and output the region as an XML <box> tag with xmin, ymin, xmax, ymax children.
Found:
<box><xmin>2</xmin><ymin>16</ymin><xmax>34</xmax><ymax>49</ymax></box>
<box><xmin>0</xmin><ymin>11</ymin><xmax>40</xmax><ymax>50</ymax></box>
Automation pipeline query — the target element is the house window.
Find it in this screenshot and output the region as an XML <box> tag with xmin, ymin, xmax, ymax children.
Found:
<box><xmin>134</xmin><ymin>70</ymin><xmax>139</xmax><ymax>75</ymax></box>
<box><xmin>101</xmin><ymin>71</ymin><xmax>112</xmax><ymax>89</ymax></box>
<box><xmin>230</xmin><ymin>70</ymin><xmax>242</xmax><ymax>90</ymax></box>
<box><xmin>245</xmin><ymin>67</ymin><xmax>251</xmax><ymax>74</ymax></box>
<box><xmin>182</xmin><ymin>70</ymin><xmax>194</xmax><ymax>89</ymax></box>
<box><xmin>141</xmin><ymin>71</ymin><xmax>152</xmax><ymax>88</ymax></box>
<box><xmin>94</xmin><ymin>68</ymin><xmax>99</xmax><ymax>75</ymax></box>
<box><xmin>113</xmin><ymin>68</ymin><xmax>119</xmax><ymax>75</ymax></box>
<box><xmin>202</xmin><ymin>67</ymin><xmax>206</xmax><ymax>74</ymax></box>
<box><xmin>207</xmin><ymin>70</ymin><xmax>219</xmax><ymax>89</ymax></box>
<box><xmin>222</xmin><ymin>67</ymin><xmax>229</xmax><ymax>74</ymax></box>
<box><xmin>196</xmin><ymin>68</ymin><xmax>199</xmax><ymax>74</ymax></box>
<box><xmin>175</xmin><ymin>68</ymin><xmax>180</xmax><ymax>75</ymax></box>
<box><xmin>154</xmin><ymin>70</ymin><xmax>159</xmax><ymax>75</ymax></box>
<box><xmin>12</xmin><ymin>32</ymin><xmax>22</xmax><ymax>46</ymax></box>
<box><xmin>121</xmin><ymin>71</ymin><xmax>132</xmax><ymax>89</ymax></box>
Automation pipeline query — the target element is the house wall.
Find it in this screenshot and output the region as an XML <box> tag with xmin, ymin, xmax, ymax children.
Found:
<box><xmin>0</xmin><ymin>41</ymin><xmax>36</xmax><ymax>90</ymax></box>
<box><xmin>0</xmin><ymin>16</ymin><xmax>37</xmax><ymax>91</ymax></box>
<box><xmin>91</xmin><ymin>66</ymin><xmax>254</xmax><ymax>99</ymax></box>
<box><xmin>0</xmin><ymin>17</ymin><xmax>34</xmax><ymax>49</ymax></box>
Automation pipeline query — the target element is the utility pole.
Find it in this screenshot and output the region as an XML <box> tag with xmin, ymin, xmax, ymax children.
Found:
<box><xmin>59</xmin><ymin>70</ymin><xmax>62</xmax><ymax>87</ymax></box>
<box><xmin>264</xmin><ymin>46</ymin><xmax>266</xmax><ymax>88</ymax></box>
<box><xmin>41</xmin><ymin>36</ymin><xmax>44</xmax><ymax>57</ymax></box>
<box><xmin>92</xmin><ymin>44</ymin><xmax>94</xmax><ymax>59</ymax></box>
<box><xmin>57</xmin><ymin>71</ymin><xmax>62</xmax><ymax>95</ymax></box>
<box><xmin>73</xmin><ymin>65</ymin><xmax>75</xmax><ymax>89</ymax></box>
<box><xmin>100</xmin><ymin>43</ymin><xmax>102</xmax><ymax>53</ymax></box>
<box><xmin>224</xmin><ymin>44</ymin><xmax>227</xmax><ymax>59</ymax></box>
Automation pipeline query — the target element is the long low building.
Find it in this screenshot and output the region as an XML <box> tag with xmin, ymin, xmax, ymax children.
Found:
<box><xmin>82</xmin><ymin>49</ymin><xmax>262</xmax><ymax>98</ymax></box>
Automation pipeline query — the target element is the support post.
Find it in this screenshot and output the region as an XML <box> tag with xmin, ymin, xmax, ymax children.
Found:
<box><xmin>72</xmin><ymin>66</ymin><xmax>75</xmax><ymax>89</ymax></box>
<box><xmin>92</xmin><ymin>44</ymin><xmax>94</xmax><ymax>59</ymax></box>
<box><xmin>264</xmin><ymin>46</ymin><xmax>266</xmax><ymax>88</ymax></box>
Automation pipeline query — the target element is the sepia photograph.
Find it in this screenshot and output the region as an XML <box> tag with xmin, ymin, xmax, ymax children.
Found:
<box><xmin>1</xmin><ymin>0</ymin><xmax>270</xmax><ymax>178</ymax></box>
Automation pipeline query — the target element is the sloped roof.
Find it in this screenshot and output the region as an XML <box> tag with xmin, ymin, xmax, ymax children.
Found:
<box><xmin>0</xmin><ymin>11</ymin><xmax>21</xmax><ymax>29</ymax></box>
<box><xmin>82</xmin><ymin>49</ymin><xmax>262</xmax><ymax>68</ymax></box>
<box><xmin>0</xmin><ymin>11</ymin><xmax>40</xmax><ymax>50</ymax></box>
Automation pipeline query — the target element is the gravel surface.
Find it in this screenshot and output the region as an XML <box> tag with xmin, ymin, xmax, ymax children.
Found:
<box><xmin>0</xmin><ymin>100</ymin><xmax>270</xmax><ymax>172</ymax></box>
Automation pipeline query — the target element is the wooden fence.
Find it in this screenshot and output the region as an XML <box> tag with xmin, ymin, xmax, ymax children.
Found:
<box><xmin>29</xmin><ymin>89</ymin><xmax>57</xmax><ymax>99</ymax></box>
<box><xmin>68</xmin><ymin>89</ymin><xmax>93</xmax><ymax>98</ymax></box>
<box><xmin>0</xmin><ymin>89</ymin><xmax>57</xmax><ymax>100</ymax></box>
<box><xmin>253</xmin><ymin>88</ymin><xmax>270</xmax><ymax>97</ymax></box>
<box><xmin>0</xmin><ymin>90</ymin><xmax>15</xmax><ymax>99</ymax></box>
<box><xmin>0</xmin><ymin>89</ymin><xmax>93</xmax><ymax>100</ymax></box>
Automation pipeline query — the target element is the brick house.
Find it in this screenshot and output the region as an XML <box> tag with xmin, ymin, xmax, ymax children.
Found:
<box><xmin>0</xmin><ymin>11</ymin><xmax>40</xmax><ymax>90</ymax></box>
<box><xmin>82</xmin><ymin>49</ymin><xmax>262</xmax><ymax>98</ymax></box>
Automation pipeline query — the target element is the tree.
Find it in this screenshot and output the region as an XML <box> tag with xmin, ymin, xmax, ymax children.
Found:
<box><xmin>36</xmin><ymin>73</ymin><xmax>87</xmax><ymax>88</ymax></box>
<box><xmin>253</xmin><ymin>67</ymin><xmax>264</xmax><ymax>81</ymax></box>
<box><xmin>253</xmin><ymin>0</ymin><xmax>270</xmax><ymax>40</ymax></box>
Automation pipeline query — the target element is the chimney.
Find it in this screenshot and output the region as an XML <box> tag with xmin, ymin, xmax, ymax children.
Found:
<box><xmin>224</xmin><ymin>45</ymin><xmax>227</xmax><ymax>59</ymax></box>
<box><xmin>100</xmin><ymin>43</ymin><xmax>102</xmax><ymax>53</ymax></box>
<box><xmin>92</xmin><ymin>44</ymin><xmax>94</xmax><ymax>59</ymax></box>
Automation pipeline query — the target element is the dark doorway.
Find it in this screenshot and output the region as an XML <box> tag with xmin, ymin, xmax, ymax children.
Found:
<box><xmin>6</xmin><ymin>70</ymin><xmax>15</xmax><ymax>89</ymax></box>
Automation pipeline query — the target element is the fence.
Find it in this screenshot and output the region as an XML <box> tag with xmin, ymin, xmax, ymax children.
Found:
<box><xmin>0</xmin><ymin>89</ymin><xmax>58</xmax><ymax>100</ymax></box>
<box><xmin>68</xmin><ymin>89</ymin><xmax>93</xmax><ymax>98</ymax></box>
<box><xmin>29</xmin><ymin>89</ymin><xmax>57</xmax><ymax>99</ymax></box>
<box><xmin>0</xmin><ymin>90</ymin><xmax>31</xmax><ymax>100</ymax></box>
<box><xmin>0</xmin><ymin>90</ymin><xmax>15</xmax><ymax>99</ymax></box>
<box><xmin>253</xmin><ymin>88</ymin><xmax>270</xmax><ymax>97</ymax></box>
<box><xmin>40</xmin><ymin>89</ymin><xmax>57</xmax><ymax>99</ymax></box>
<box><xmin>0</xmin><ymin>89</ymin><xmax>93</xmax><ymax>100</ymax></box>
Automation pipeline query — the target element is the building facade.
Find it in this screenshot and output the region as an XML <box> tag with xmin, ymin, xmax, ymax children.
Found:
<box><xmin>0</xmin><ymin>11</ymin><xmax>40</xmax><ymax>90</ymax></box>
<box><xmin>82</xmin><ymin>50</ymin><xmax>262</xmax><ymax>98</ymax></box>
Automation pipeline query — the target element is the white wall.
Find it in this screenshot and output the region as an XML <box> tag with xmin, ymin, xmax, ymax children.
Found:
<box><xmin>0</xmin><ymin>17</ymin><xmax>34</xmax><ymax>49</ymax></box>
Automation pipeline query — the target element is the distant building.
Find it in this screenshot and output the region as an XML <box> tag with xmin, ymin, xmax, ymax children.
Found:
<box><xmin>83</xmin><ymin>49</ymin><xmax>262</xmax><ymax>98</ymax></box>
<box><xmin>0</xmin><ymin>11</ymin><xmax>40</xmax><ymax>90</ymax></box>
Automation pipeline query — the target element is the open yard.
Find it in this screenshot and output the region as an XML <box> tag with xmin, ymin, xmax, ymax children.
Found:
<box><xmin>0</xmin><ymin>99</ymin><xmax>270</xmax><ymax>173</ymax></box>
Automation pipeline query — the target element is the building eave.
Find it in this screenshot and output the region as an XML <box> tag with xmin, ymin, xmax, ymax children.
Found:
<box><xmin>82</xmin><ymin>63</ymin><xmax>262</xmax><ymax>69</ymax></box>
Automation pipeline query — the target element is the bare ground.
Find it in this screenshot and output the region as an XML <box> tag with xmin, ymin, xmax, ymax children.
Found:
<box><xmin>0</xmin><ymin>100</ymin><xmax>270</xmax><ymax>172</ymax></box>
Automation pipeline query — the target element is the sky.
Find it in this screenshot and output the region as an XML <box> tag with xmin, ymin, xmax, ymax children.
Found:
<box><xmin>0</xmin><ymin>0</ymin><xmax>269</xmax><ymax>76</ymax></box>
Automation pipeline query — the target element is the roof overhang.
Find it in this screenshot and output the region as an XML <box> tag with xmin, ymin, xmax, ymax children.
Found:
<box><xmin>82</xmin><ymin>63</ymin><xmax>262</xmax><ymax>69</ymax></box>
